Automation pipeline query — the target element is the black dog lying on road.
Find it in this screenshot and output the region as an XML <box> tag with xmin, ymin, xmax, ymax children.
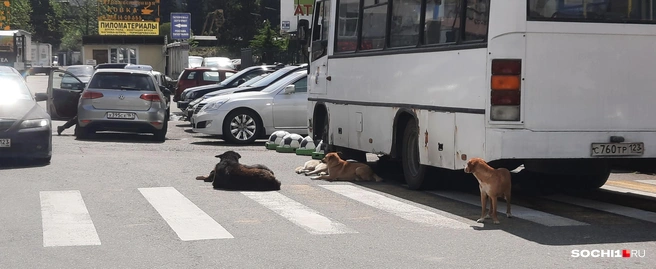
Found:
<box><xmin>196</xmin><ymin>151</ymin><xmax>280</xmax><ymax>191</ymax></box>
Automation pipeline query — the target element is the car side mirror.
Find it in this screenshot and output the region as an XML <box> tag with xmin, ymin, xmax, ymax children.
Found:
<box><xmin>35</xmin><ymin>92</ymin><xmax>48</xmax><ymax>102</ymax></box>
<box><xmin>284</xmin><ymin>85</ymin><xmax>295</xmax><ymax>94</ymax></box>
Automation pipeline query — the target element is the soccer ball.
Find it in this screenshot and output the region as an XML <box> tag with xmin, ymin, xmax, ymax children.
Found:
<box><xmin>315</xmin><ymin>140</ymin><xmax>325</xmax><ymax>153</ymax></box>
<box><xmin>268</xmin><ymin>130</ymin><xmax>290</xmax><ymax>145</ymax></box>
<box><xmin>279</xmin><ymin>133</ymin><xmax>304</xmax><ymax>149</ymax></box>
<box><xmin>299</xmin><ymin>136</ymin><xmax>315</xmax><ymax>150</ymax></box>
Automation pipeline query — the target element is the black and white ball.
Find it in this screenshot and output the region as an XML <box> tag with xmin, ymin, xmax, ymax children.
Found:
<box><xmin>299</xmin><ymin>136</ymin><xmax>315</xmax><ymax>150</ymax></box>
<box><xmin>315</xmin><ymin>140</ymin><xmax>325</xmax><ymax>153</ymax></box>
<box><xmin>279</xmin><ymin>133</ymin><xmax>304</xmax><ymax>149</ymax></box>
<box><xmin>268</xmin><ymin>130</ymin><xmax>290</xmax><ymax>145</ymax></box>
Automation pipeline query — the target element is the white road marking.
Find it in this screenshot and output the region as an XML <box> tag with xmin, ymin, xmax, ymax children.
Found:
<box><xmin>242</xmin><ymin>191</ymin><xmax>357</xmax><ymax>235</ymax></box>
<box><xmin>636</xmin><ymin>180</ymin><xmax>656</xmax><ymax>186</ymax></box>
<box><xmin>601</xmin><ymin>185</ymin><xmax>656</xmax><ymax>199</ymax></box>
<box><xmin>429</xmin><ymin>191</ymin><xmax>589</xmax><ymax>227</ymax></box>
<box><xmin>321</xmin><ymin>185</ymin><xmax>470</xmax><ymax>229</ymax></box>
<box><xmin>547</xmin><ymin>195</ymin><xmax>656</xmax><ymax>224</ymax></box>
<box><xmin>139</xmin><ymin>187</ymin><xmax>233</xmax><ymax>241</ymax></box>
<box><xmin>40</xmin><ymin>190</ymin><xmax>101</xmax><ymax>247</ymax></box>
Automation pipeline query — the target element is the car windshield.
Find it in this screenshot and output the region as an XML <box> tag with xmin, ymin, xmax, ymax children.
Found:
<box><xmin>240</xmin><ymin>74</ymin><xmax>268</xmax><ymax>87</ymax></box>
<box><xmin>0</xmin><ymin>74</ymin><xmax>32</xmax><ymax>101</ymax></box>
<box><xmin>250</xmin><ymin>67</ymin><xmax>299</xmax><ymax>87</ymax></box>
<box><xmin>189</xmin><ymin>57</ymin><xmax>203</xmax><ymax>67</ymax></box>
<box><xmin>203</xmin><ymin>58</ymin><xmax>235</xmax><ymax>69</ymax></box>
<box><xmin>88</xmin><ymin>73</ymin><xmax>155</xmax><ymax>91</ymax></box>
<box><xmin>218</xmin><ymin>67</ymin><xmax>260</xmax><ymax>86</ymax></box>
<box><xmin>261</xmin><ymin>72</ymin><xmax>306</xmax><ymax>93</ymax></box>
<box><xmin>528</xmin><ymin>0</ymin><xmax>656</xmax><ymax>23</ymax></box>
<box><xmin>66</xmin><ymin>66</ymin><xmax>95</xmax><ymax>77</ymax></box>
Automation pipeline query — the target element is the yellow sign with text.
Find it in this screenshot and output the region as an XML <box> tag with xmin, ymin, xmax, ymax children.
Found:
<box><xmin>98</xmin><ymin>21</ymin><xmax>159</xmax><ymax>35</ymax></box>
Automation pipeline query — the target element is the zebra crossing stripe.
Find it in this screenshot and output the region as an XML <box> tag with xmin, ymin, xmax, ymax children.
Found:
<box><xmin>321</xmin><ymin>185</ymin><xmax>471</xmax><ymax>229</ymax></box>
<box><xmin>429</xmin><ymin>191</ymin><xmax>589</xmax><ymax>227</ymax></box>
<box><xmin>547</xmin><ymin>194</ymin><xmax>656</xmax><ymax>224</ymax></box>
<box><xmin>139</xmin><ymin>187</ymin><xmax>234</xmax><ymax>241</ymax></box>
<box><xmin>40</xmin><ymin>190</ymin><xmax>102</xmax><ymax>247</ymax></box>
<box><xmin>242</xmin><ymin>191</ymin><xmax>357</xmax><ymax>235</ymax></box>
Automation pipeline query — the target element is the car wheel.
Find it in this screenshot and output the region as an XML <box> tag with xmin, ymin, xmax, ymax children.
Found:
<box><xmin>222</xmin><ymin>109</ymin><xmax>261</xmax><ymax>144</ymax></box>
<box><xmin>75</xmin><ymin>125</ymin><xmax>92</xmax><ymax>140</ymax></box>
<box><xmin>153</xmin><ymin>120</ymin><xmax>168</xmax><ymax>142</ymax></box>
<box><xmin>401</xmin><ymin>118</ymin><xmax>428</xmax><ymax>190</ymax></box>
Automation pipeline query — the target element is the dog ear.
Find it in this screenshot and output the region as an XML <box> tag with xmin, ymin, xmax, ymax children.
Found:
<box><xmin>236</xmin><ymin>152</ymin><xmax>242</xmax><ymax>159</ymax></box>
<box><xmin>215</xmin><ymin>154</ymin><xmax>223</xmax><ymax>158</ymax></box>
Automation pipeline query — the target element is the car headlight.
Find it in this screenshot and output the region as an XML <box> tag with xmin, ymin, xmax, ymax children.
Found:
<box><xmin>202</xmin><ymin>99</ymin><xmax>228</xmax><ymax>112</ymax></box>
<box><xmin>20</xmin><ymin>118</ymin><xmax>50</xmax><ymax>129</ymax></box>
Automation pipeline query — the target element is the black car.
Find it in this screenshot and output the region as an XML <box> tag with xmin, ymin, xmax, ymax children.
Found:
<box><xmin>177</xmin><ymin>64</ymin><xmax>282</xmax><ymax>110</ymax></box>
<box><xmin>0</xmin><ymin>72</ymin><xmax>52</xmax><ymax>164</ymax></box>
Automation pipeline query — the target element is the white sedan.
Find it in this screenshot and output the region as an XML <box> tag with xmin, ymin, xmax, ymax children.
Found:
<box><xmin>191</xmin><ymin>70</ymin><xmax>308</xmax><ymax>144</ymax></box>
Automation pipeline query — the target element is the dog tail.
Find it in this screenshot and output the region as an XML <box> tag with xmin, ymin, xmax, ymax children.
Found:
<box><xmin>294</xmin><ymin>166</ymin><xmax>304</xmax><ymax>174</ymax></box>
<box><xmin>373</xmin><ymin>174</ymin><xmax>384</xmax><ymax>182</ymax></box>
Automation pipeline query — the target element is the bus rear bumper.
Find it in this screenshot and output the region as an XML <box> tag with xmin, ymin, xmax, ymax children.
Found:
<box><xmin>486</xmin><ymin>129</ymin><xmax>656</xmax><ymax>160</ymax></box>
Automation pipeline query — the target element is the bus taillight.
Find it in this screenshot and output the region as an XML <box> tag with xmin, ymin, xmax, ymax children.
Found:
<box><xmin>491</xmin><ymin>59</ymin><xmax>521</xmax><ymax>121</ymax></box>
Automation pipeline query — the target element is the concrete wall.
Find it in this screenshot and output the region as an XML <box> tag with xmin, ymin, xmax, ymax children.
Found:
<box><xmin>82</xmin><ymin>44</ymin><xmax>165</xmax><ymax>73</ymax></box>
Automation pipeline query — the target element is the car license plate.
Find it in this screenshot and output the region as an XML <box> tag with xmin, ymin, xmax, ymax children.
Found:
<box><xmin>0</xmin><ymin>138</ymin><xmax>10</xmax><ymax>148</ymax></box>
<box><xmin>591</xmin><ymin>143</ymin><xmax>644</xmax><ymax>156</ymax></box>
<box><xmin>107</xmin><ymin>112</ymin><xmax>135</xmax><ymax>119</ymax></box>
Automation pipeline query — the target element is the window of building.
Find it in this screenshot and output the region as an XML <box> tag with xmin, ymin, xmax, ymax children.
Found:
<box><xmin>109</xmin><ymin>47</ymin><xmax>137</xmax><ymax>64</ymax></box>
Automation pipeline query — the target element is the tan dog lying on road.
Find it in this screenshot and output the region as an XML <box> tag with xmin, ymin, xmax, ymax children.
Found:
<box><xmin>295</xmin><ymin>159</ymin><xmax>328</xmax><ymax>176</ymax></box>
<box><xmin>310</xmin><ymin>152</ymin><xmax>383</xmax><ymax>182</ymax></box>
<box><xmin>464</xmin><ymin>158</ymin><xmax>513</xmax><ymax>224</ymax></box>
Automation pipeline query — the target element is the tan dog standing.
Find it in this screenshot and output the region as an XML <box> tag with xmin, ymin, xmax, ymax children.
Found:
<box><xmin>310</xmin><ymin>152</ymin><xmax>383</xmax><ymax>182</ymax></box>
<box><xmin>464</xmin><ymin>158</ymin><xmax>513</xmax><ymax>224</ymax></box>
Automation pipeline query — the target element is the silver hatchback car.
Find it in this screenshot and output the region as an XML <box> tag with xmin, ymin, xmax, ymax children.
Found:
<box><xmin>75</xmin><ymin>69</ymin><xmax>169</xmax><ymax>141</ymax></box>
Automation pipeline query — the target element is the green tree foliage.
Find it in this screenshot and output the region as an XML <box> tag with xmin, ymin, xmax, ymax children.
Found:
<box><xmin>30</xmin><ymin>0</ymin><xmax>62</xmax><ymax>48</ymax></box>
<box><xmin>9</xmin><ymin>0</ymin><xmax>34</xmax><ymax>33</ymax></box>
<box><xmin>249</xmin><ymin>20</ymin><xmax>287</xmax><ymax>51</ymax></box>
<box><xmin>56</xmin><ymin>0</ymin><xmax>106</xmax><ymax>51</ymax></box>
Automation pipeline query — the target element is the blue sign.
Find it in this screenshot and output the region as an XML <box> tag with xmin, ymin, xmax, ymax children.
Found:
<box><xmin>170</xmin><ymin>13</ymin><xmax>191</xmax><ymax>40</ymax></box>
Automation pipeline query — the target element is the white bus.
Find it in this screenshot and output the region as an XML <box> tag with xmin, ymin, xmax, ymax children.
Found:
<box><xmin>303</xmin><ymin>0</ymin><xmax>656</xmax><ymax>190</ymax></box>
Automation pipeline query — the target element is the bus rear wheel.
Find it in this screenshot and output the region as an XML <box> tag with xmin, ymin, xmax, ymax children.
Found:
<box><xmin>401</xmin><ymin>119</ymin><xmax>427</xmax><ymax>190</ymax></box>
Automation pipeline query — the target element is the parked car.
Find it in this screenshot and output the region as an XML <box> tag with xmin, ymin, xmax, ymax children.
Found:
<box><xmin>173</xmin><ymin>67</ymin><xmax>236</xmax><ymax>102</ymax></box>
<box><xmin>47</xmin><ymin>69</ymin><xmax>171</xmax><ymax>141</ymax></box>
<box><xmin>64</xmin><ymin>65</ymin><xmax>95</xmax><ymax>84</ymax></box>
<box><xmin>1</xmin><ymin>72</ymin><xmax>52</xmax><ymax>163</ymax></box>
<box><xmin>95</xmin><ymin>63</ymin><xmax>131</xmax><ymax>70</ymax></box>
<box><xmin>202</xmin><ymin>57</ymin><xmax>236</xmax><ymax>70</ymax></box>
<box><xmin>191</xmin><ymin>69</ymin><xmax>308</xmax><ymax>144</ymax></box>
<box><xmin>177</xmin><ymin>64</ymin><xmax>281</xmax><ymax>110</ymax></box>
<box><xmin>186</xmin><ymin>64</ymin><xmax>309</xmax><ymax>119</ymax></box>
<box><xmin>189</xmin><ymin>56</ymin><xmax>203</xmax><ymax>68</ymax></box>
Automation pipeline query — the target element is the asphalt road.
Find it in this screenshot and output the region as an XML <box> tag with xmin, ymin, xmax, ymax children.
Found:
<box><xmin>0</xmin><ymin>75</ymin><xmax>655</xmax><ymax>268</ymax></box>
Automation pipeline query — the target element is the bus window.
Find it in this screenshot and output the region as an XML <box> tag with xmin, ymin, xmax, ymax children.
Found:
<box><xmin>311</xmin><ymin>0</ymin><xmax>331</xmax><ymax>61</ymax></box>
<box><xmin>390</xmin><ymin>0</ymin><xmax>421</xmax><ymax>48</ymax></box>
<box><xmin>425</xmin><ymin>0</ymin><xmax>461</xmax><ymax>44</ymax></box>
<box><xmin>361</xmin><ymin>0</ymin><xmax>389</xmax><ymax>50</ymax></box>
<box><xmin>463</xmin><ymin>0</ymin><xmax>489</xmax><ymax>41</ymax></box>
<box><xmin>335</xmin><ymin>0</ymin><xmax>360</xmax><ymax>52</ymax></box>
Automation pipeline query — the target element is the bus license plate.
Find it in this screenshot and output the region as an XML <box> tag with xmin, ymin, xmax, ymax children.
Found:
<box><xmin>107</xmin><ymin>112</ymin><xmax>135</xmax><ymax>119</ymax></box>
<box><xmin>0</xmin><ymin>138</ymin><xmax>10</xmax><ymax>148</ymax></box>
<box><xmin>591</xmin><ymin>143</ymin><xmax>644</xmax><ymax>156</ymax></box>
